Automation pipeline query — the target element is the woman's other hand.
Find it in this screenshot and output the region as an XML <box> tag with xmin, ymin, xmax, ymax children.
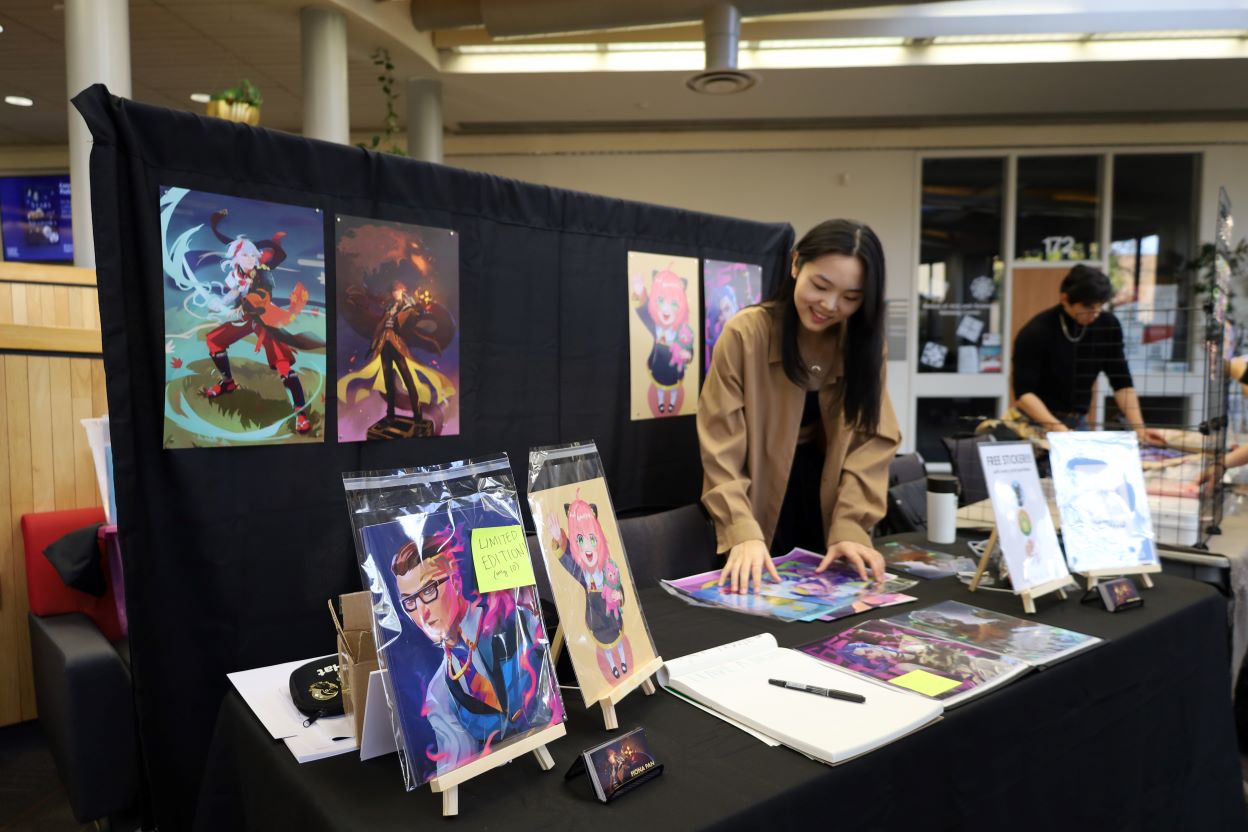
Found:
<box><xmin>817</xmin><ymin>540</ymin><xmax>886</xmax><ymax>582</ymax></box>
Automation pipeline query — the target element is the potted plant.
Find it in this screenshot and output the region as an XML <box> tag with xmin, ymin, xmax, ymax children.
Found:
<box><xmin>207</xmin><ymin>79</ymin><xmax>263</xmax><ymax>126</ymax></box>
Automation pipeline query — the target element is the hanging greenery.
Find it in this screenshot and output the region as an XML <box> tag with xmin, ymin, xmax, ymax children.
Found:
<box><xmin>361</xmin><ymin>48</ymin><xmax>406</xmax><ymax>155</ymax></box>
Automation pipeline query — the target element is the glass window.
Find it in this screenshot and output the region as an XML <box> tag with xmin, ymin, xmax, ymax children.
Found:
<box><xmin>918</xmin><ymin>157</ymin><xmax>1005</xmax><ymax>374</ymax></box>
<box><xmin>1015</xmin><ymin>155</ymin><xmax>1102</xmax><ymax>262</ymax></box>
<box><xmin>1109</xmin><ymin>153</ymin><xmax>1199</xmax><ymax>306</ymax></box>
<box><xmin>1110</xmin><ymin>153</ymin><xmax>1200</xmax><ymax>369</ymax></box>
<box><xmin>914</xmin><ymin>397</ymin><xmax>1000</xmax><ymax>464</ymax></box>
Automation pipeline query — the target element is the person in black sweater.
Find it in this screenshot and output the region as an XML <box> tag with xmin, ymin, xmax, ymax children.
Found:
<box><xmin>1012</xmin><ymin>265</ymin><xmax>1163</xmax><ymax>443</ymax></box>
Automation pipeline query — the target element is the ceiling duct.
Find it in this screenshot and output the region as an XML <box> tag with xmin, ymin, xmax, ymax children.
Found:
<box><xmin>687</xmin><ymin>4</ymin><xmax>756</xmax><ymax>95</ymax></box>
<box><xmin>411</xmin><ymin>1</ymin><xmax>952</xmax><ymax>38</ymax></box>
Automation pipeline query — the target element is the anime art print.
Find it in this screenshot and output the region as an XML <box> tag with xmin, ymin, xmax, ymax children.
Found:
<box><xmin>628</xmin><ymin>251</ymin><xmax>700</xmax><ymax>420</ymax></box>
<box><xmin>358</xmin><ymin>504</ymin><xmax>564</xmax><ymax>787</ymax></box>
<box><xmin>530</xmin><ymin>477</ymin><xmax>659</xmax><ymax>708</ymax></box>
<box><xmin>335</xmin><ymin>216</ymin><xmax>459</xmax><ymax>441</ymax></box>
<box><xmin>800</xmin><ymin>619</ymin><xmax>1029</xmax><ymax>705</ymax></box>
<box><xmin>769</xmin><ymin>550</ymin><xmax>918</xmax><ymax>621</ymax></box>
<box><xmin>1048</xmin><ymin>432</ymin><xmax>1160</xmax><ymax>574</ymax></box>
<box><xmin>703</xmin><ymin>259</ymin><xmax>761</xmax><ymax>372</ymax></box>
<box><xmin>885</xmin><ymin>600</ymin><xmax>1101</xmax><ymax>666</ymax></box>
<box><xmin>661</xmin><ymin>549</ymin><xmax>917</xmax><ymax>622</ymax></box>
<box><xmin>160</xmin><ymin>187</ymin><xmax>327</xmax><ymax>448</ymax></box>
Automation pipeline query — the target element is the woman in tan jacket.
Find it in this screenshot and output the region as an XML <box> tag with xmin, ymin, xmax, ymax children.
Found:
<box><xmin>698</xmin><ymin>219</ymin><xmax>900</xmax><ymax>593</ymax></box>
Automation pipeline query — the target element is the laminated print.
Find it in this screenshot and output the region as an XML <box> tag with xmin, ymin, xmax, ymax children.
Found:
<box><xmin>799</xmin><ymin>619</ymin><xmax>1030</xmax><ymax>707</ymax></box>
<box><xmin>628</xmin><ymin>251</ymin><xmax>700</xmax><ymax>420</ymax></box>
<box><xmin>977</xmin><ymin>443</ymin><xmax>1072</xmax><ymax>594</ymax></box>
<box><xmin>884</xmin><ymin>600</ymin><xmax>1101</xmax><ymax>666</ymax></box>
<box><xmin>335</xmin><ymin>216</ymin><xmax>459</xmax><ymax>441</ymax></box>
<box><xmin>160</xmin><ymin>187</ymin><xmax>327</xmax><ymax>447</ymax></box>
<box><xmin>703</xmin><ymin>259</ymin><xmax>761</xmax><ymax>372</ymax></box>
<box><xmin>1048</xmin><ymin>432</ymin><xmax>1160</xmax><ymax>574</ymax></box>
<box><xmin>661</xmin><ymin>548</ymin><xmax>917</xmax><ymax>623</ymax></box>
<box><xmin>880</xmin><ymin>541</ymin><xmax>978</xmax><ymax>580</ymax></box>
<box><xmin>346</xmin><ymin>458</ymin><xmax>564</xmax><ymax>790</ymax></box>
<box><xmin>528</xmin><ymin>443</ymin><xmax>660</xmax><ymax>709</ymax></box>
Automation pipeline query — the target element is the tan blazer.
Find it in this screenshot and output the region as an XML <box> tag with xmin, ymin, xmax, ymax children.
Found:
<box><xmin>698</xmin><ymin>304</ymin><xmax>901</xmax><ymax>554</ymax></box>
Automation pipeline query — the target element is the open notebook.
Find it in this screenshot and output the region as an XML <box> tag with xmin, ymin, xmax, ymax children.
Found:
<box><xmin>658</xmin><ymin>634</ymin><xmax>942</xmax><ymax>766</ymax></box>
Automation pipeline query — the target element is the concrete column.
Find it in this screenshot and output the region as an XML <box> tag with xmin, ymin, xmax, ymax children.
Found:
<box><xmin>406</xmin><ymin>79</ymin><xmax>443</xmax><ymax>164</ymax></box>
<box><xmin>65</xmin><ymin>0</ymin><xmax>131</xmax><ymax>268</ymax></box>
<box><xmin>300</xmin><ymin>7</ymin><xmax>350</xmax><ymax>144</ymax></box>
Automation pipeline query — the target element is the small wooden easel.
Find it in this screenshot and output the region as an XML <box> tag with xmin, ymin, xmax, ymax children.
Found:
<box><xmin>1080</xmin><ymin>565</ymin><xmax>1158</xmax><ymax>591</ymax></box>
<box><xmin>428</xmin><ymin>721</ymin><xmax>565</xmax><ymax>817</ymax></box>
<box><xmin>550</xmin><ymin>624</ymin><xmax>662</xmax><ymax>730</ymax></box>
<box><xmin>967</xmin><ymin>526</ymin><xmax>1073</xmax><ymax>614</ymax></box>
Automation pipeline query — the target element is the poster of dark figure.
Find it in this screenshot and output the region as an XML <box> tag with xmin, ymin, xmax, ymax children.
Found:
<box><xmin>335</xmin><ymin>215</ymin><xmax>460</xmax><ymax>441</ymax></box>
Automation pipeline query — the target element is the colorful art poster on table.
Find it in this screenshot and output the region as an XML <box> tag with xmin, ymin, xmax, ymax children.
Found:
<box><xmin>798</xmin><ymin>619</ymin><xmax>1029</xmax><ymax>707</ymax></box>
<box><xmin>768</xmin><ymin>550</ymin><xmax>918</xmax><ymax>621</ymax></box>
<box><xmin>358</xmin><ymin>503</ymin><xmax>564</xmax><ymax>787</ymax></box>
<box><xmin>160</xmin><ymin>186</ymin><xmax>327</xmax><ymax>448</ymax></box>
<box><xmin>1048</xmin><ymin>431</ymin><xmax>1160</xmax><ymax>574</ymax></box>
<box><xmin>530</xmin><ymin>476</ymin><xmax>660</xmax><ymax>708</ymax></box>
<box><xmin>335</xmin><ymin>216</ymin><xmax>459</xmax><ymax>441</ymax></box>
<box><xmin>884</xmin><ymin>600</ymin><xmax>1101</xmax><ymax>666</ymax></box>
<box><xmin>977</xmin><ymin>443</ymin><xmax>1072</xmax><ymax>594</ymax></box>
<box><xmin>703</xmin><ymin>259</ymin><xmax>761</xmax><ymax>372</ymax></box>
<box><xmin>660</xmin><ymin>549</ymin><xmax>917</xmax><ymax>623</ymax></box>
<box><xmin>628</xmin><ymin>251</ymin><xmax>700</xmax><ymax>420</ymax></box>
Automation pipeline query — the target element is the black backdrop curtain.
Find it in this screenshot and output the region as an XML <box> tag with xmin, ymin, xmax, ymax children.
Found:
<box><xmin>72</xmin><ymin>85</ymin><xmax>794</xmax><ymax>830</ymax></box>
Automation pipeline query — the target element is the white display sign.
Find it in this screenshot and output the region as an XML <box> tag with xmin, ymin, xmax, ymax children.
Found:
<box><xmin>1047</xmin><ymin>432</ymin><xmax>1160</xmax><ymax>575</ymax></box>
<box><xmin>977</xmin><ymin>443</ymin><xmax>1072</xmax><ymax>594</ymax></box>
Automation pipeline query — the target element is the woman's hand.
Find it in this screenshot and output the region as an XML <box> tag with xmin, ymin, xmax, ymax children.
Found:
<box><xmin>817</xmin><ymin>540</ymin><xmax>886</xmax><ymax>582</ymax></box>
<box><xmin>718</xmin><ymin>539</ymin><xmax>779</xmax><ymax>594</ymax></box>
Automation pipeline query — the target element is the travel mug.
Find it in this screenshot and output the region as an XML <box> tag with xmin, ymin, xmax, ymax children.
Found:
<box><xmin>926</xmin><ymin>475</ymin><xmax>958</xmax><ymax>545</ymax></box>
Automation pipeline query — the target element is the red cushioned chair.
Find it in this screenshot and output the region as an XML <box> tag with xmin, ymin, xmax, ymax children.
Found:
<box><xmin>22</xmin><ymin>507</ymin><xmax>138</xmax><ymax>825</ymax></box>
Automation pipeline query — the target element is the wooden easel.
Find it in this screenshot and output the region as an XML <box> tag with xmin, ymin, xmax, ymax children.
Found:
<box><xmin>1080</xmin><ymin>565</ymin><xmax>1158</xmax><ymax>591</ymax></box>
<box><xmin>967</xmin><ymin>526</ymin><xmax>1073</xmax><ymax>614</ymax></box>
<box><xmin>550</xmin><ymin>624</ymin><xmax>662</xmax><ymax>730</ymax></box>
<box><xmin>428</xmin><ymin>722</ymin><xmax>565</xmax><ymax>817</ymax></box>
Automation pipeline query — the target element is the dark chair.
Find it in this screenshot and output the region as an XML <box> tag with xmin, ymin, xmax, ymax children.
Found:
<box><xmin>618</xmin><ymin>503</ymin><xmax>718</xmax><ymax>587</ymax></box>
<box><xmin>941</xmin><ymin>434</ymin><xmax>997</xmax><ymax>506</ymax></box>
<box><xmin>23</xmin><ymin>508</ymin><xmax>138</xmax><ymax>826</ymax></box>
<box><xmin>879</xmin><ymin>452</ymin><xmax>929</xmax><ymax>535</ymax></box>
<box><xmin>888</xmin><ymin>452</ymin><xmax>927</xmax><ymax>487</ymax></box>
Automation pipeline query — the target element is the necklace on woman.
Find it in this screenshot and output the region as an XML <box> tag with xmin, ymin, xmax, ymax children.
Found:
<box><xmin>1059</xmin><ymin>313</ymin><xmax>1087</xmax><ymax>343</ymax></box>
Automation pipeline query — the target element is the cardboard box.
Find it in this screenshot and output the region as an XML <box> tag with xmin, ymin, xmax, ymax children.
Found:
<box><xmin>329</xmin><ymin>591</ymin><xmax>378</xmax><ymax>742</ymax></box>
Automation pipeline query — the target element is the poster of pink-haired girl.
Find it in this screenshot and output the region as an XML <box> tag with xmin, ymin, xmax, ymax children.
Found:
<box><xmin>628</xmin><ymin>251</ymin><xmax>700</xmax><ymax>420</ymax></box>
<box><xmin>531</xmin><ymin>477</ymin><xmax>660</xmax><ymax>709</ymax></box>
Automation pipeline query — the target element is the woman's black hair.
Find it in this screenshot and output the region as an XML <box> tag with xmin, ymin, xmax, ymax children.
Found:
<box><xmin>769</xmin><ymin>219</ymin><xmax>886</xmax><ymax>434</ymax></box>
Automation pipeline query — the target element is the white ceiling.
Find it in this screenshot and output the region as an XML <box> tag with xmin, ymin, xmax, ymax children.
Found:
<box><xmin>0</xmin><ymin>0</ymin><xmax>1246</xmax><ymax>148</ymax></box>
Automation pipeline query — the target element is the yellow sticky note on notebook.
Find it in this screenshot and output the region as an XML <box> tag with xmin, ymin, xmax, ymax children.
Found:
<box><xmin>471</xmin><ymin>525</ymin><xmax>537</xmax><ymax>593</ymax></box>
<box><xmin>889</xmin><ymin>669</ymin><xmax>960</xmax><ymax>697</ymax></box>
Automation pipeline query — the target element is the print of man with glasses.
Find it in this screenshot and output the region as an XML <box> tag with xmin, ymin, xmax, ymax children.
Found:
<box><xmin>391</xmin><ymin>524</ymin><xmax>556</xmax><ymax>775</ymax></box>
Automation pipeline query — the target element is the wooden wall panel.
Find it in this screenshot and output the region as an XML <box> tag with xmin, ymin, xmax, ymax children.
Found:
<box><xmin>0</xmin><ymin>266</ymin><xmax>105</xmax><ymax>726</ymax></box>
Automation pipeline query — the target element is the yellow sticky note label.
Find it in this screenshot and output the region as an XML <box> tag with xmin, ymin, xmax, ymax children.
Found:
<box><xmin>889</xmin><ymin>669</ymin><xmax>961</xmax><ymax>698</ymax></box>
<box><xmin>471</xmin><ymin>525</ymin><xmax>537</xmax><ymax>593</ymax></box>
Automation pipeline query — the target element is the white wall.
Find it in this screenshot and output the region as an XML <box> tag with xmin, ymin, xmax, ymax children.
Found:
<box><xmin>446</xmin><ymin>124</ymin><xmax>1248</xmax><ymax>450</ymax></box>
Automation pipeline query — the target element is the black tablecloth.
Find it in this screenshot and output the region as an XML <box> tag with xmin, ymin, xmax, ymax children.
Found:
<box><xmin>196</xmin><ymin>539</ymin><xmax>1247</xmax><ymax>831</ymax></box>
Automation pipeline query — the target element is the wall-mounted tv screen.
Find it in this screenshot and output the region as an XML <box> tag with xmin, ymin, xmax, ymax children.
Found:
<box><xmin>0</xmin><ymin>174</ymin><xmax>73</xmax><ymax>263</ymax></box>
